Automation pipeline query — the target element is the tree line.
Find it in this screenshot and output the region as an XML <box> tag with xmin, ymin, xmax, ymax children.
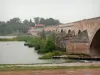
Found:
<box><xmin>0</xmin><ymin>17</ymin><xmax>60</xmax><ymax>35</ymax></box>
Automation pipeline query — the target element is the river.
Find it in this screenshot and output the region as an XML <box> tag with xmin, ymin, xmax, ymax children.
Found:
<box><xmin>0</xmin><ymin>36</ymin><xmax>17</xmax><ymax>39</ymax></box>
<box><xmin>0</xmin><ymin>38</ymin><xmax>66</xmax><ymax>64</ymax></box>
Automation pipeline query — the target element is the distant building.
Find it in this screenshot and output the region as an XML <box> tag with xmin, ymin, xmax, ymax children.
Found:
<box><xmin>28</xmin><ymin>24</ymin><xmax>58</xmax><ymax>36</ymax></box>
<box><xmin>44</xmin><ymin>26</ymin><xmax>58</xmax><ymax>32</ymax></box>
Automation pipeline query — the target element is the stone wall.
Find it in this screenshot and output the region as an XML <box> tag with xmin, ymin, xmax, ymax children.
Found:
<box><xmin>66</xmin><ymin>41</ymin><xmax>90</xmax><ymax>54</ymax></box>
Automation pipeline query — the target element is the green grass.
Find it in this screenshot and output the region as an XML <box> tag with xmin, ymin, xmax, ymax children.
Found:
<box><xmin>0</xmin><ymin>65</ymin><xmax>100</xmax><ymax>71</ymax></box>
<box><xmin>39</xmin><ymin>51</ymin><xmax>63</xmax><ymax>59</ymax></box>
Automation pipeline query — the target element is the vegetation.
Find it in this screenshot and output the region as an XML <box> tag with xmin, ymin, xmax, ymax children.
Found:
<box><xmin>0</xmin><ymin>17</ymin><xmax>60</xmax><ymax>35</ymax></box>
<box><xmin>14</xmin><ymin>35</ymin><xmax>34</xmax><ymax>41</ymax></box>
<box><xmin>39</xmin><ymin>51</ymin><xmax>63</xmax><ymax>59</ymax></box>
<box><xmin>21</xmin><ymin>32</ymin><xmax>59</xmax><ymax>54</ymax></box>
<box><xmin>0</xmin><ymin>65</ymin><xmax>100</xmax><ymax>71</ymax></box>
<box><xmin>34</xmin><ymin>17</ymin><xmax>60</xmax><ymax>26</ymax></box>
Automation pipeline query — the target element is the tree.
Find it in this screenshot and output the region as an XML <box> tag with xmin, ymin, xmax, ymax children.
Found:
<box><xmin>30</xmin><ymin>19</ymin><xmax>32</xmax><ymax>23</ymax></box>
<box><xmin>54</xmin><ymin>20</ymin><xmax>60</xmax><ymax>25</ymax></box>
<box><xmin>39</xmin><ymin>18</ymin><xmax>45</xmax><ymax>25</ymax></box>
<box><xmin>0</xmin><ymin>21</ymin><xmax>5</xmax><ymax>26</ymax></box>
<box><xmin>23</xmin><ymin>19</ymin><xmax>30</xmax><ymax>25</ymax></box>
<box><xmin>0</xmin><ymin>17</ymin><xmax>60</xmax><ymax>35</ymax></box>
<box><xmin>33</xmin><ymin>17</ymin><xmax>60</xmax><ymax>26</ymax></box>
<box><xmin>45</xmin><ymin>18</ymin><xmax>54</xmax><ymax>25</ymax></box>
<box><xmin>45</xmin><ymin>18</ymin><xmax>60</xmax><ymax>26</ymax></box>
<box><xmin>34</xmin><ymin>17</ymin><xmax>40</xmax><ymax>25</ymax></box>
<box><xmin>9</xmin><ymin>18</ymin><xmax>21</xmax><ymax>23</ymax></box>
<box><xmin>0</xmin><ymin>17</ymin><xmax>31</xmax><ymax>35</ymax></box>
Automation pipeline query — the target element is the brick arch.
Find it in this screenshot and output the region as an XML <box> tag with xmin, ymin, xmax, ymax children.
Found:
<box><xmin>90</xmin><ymin>26</ymin><xmax>100</xmax><ymax>56</ymax></box>
<box><xmin>88</xmin><ymin>25</ymin><xmax>100</xmax><ymax>43</ymax></box>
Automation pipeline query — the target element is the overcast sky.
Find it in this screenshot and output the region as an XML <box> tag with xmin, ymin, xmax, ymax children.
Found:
<box><xmin>0</xmin><ymin>0</ymin><xmax>100</xmax><ymax>23</ymax></box>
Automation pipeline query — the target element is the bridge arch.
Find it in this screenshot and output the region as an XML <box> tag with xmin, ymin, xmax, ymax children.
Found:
<box><xmin>90</xmin><ymin>28</ymin><xmax>100</xmax><ymax>57</ymax></box>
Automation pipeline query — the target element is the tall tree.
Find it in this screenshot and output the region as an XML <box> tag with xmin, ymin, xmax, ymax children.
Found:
<box><xmin>39</xmin><ymin>18</ymin><xmax>45</xmax><ymax>25</ymax></box>
<box><xmin>34</xmin><ymin>17</ymin><xmax>40</xmax><ymax>25</ymax></box>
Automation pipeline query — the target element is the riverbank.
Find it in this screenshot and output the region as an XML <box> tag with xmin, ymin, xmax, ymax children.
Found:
<box><xmin>0</xmin><ymin>62</ymin><xmax>100</xmax><ymax>71</ymax></box>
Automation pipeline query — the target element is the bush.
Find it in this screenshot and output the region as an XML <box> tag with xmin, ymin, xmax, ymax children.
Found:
<box><xmin>34</xmin><ymin>44</ymin><xmax>40</xmax><ymax>50</ymax></box>
<box><xmin>39</xmin><ymin>51</ymin><xmax>63</xmax><ymax>59</ymax></box>
<box><xmin>44</xmin><ymin>38</ymin><xmax>55</xmax><ymax>52</ymax></box>
<box><xmin>53</xmin><ymin>51</ymin><xmax>63</xmax><ymax>56</ymax></box>
<box><xmin>20</xmin><ymin>34</ymin><xmax>60</xmax><ymax>54</ymax></box>
<box><xmin>39</xmin><ymin>52</ymin><xmax>53</xmax><ymax>59</ymax></box>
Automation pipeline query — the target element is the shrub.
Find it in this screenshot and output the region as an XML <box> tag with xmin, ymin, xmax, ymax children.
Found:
<box><xmin>39</xmin><ymin>51</ymin><xmax>63</xmax><ymax>59</ymax></box>
<box><xmin>44</xmin><ymin>38</ymin><xmax>55</xmax><ymax>52</ymax></box>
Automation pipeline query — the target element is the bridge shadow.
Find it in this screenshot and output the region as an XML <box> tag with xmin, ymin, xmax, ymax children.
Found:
<box><xmin>90</xmin><ymin>28</ymin><xmax>100</xmax><ymax>57</ymax></box>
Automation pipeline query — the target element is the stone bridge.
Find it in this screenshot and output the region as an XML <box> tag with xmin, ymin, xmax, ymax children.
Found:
<box><xmin>58</xmin><ymin>17</ymin><xmax>100</xmax><ymax>57</ymax></box>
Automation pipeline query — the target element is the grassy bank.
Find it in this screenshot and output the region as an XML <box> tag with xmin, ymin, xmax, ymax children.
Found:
<box><xmin>0</xmin><ymin>65</ymin><xmax>100</xmax><ymax>71</ymax></box>
<box><xmin>39</xmin><ymin>51</ymin><xmax>63</xmax><ymax>59</ymax></box>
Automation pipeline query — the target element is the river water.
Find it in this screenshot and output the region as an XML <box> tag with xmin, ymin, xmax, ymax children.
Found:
<box><xmin>0</xmin><ymin>36</ymin><xmax>17</xmax><ymax>39</ymax></box>
<box><xmin>0</xmin><ymin>40</ymin><xmax>66</xmax><ymax>64</ymax></box>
